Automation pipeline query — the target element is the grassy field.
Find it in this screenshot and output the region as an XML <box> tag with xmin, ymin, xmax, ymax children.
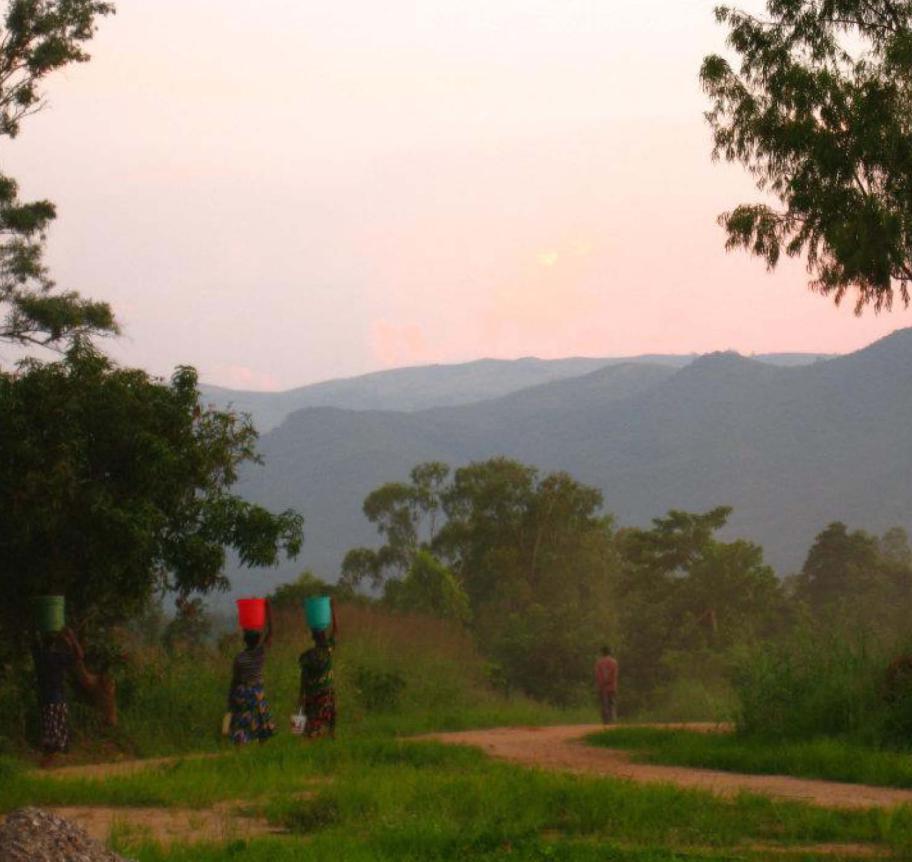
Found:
<box><xmin>587</xmin><ymin>726</ymin><xmax>912</xmax><ymax>789</ymax></box>
<box><xmin>6</xmin><ymin>605</ymin><xmax>912</xmax><ymax>860</ymax></box>
<box><xmin>4</xmin><ymin>734</ymin><xmax>912</xmax><ymax>860</ymax></box>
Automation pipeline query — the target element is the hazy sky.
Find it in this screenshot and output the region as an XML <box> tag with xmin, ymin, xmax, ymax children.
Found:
<box><xmin>4</xmin><ymin>0</ymin><xmax>910</xmax><ymax>390</ymax></box>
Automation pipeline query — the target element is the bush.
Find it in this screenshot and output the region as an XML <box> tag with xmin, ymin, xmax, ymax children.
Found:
<box><xmin>353</xmin><ymin>665</ymin><xmax>406</xmax><ymax>713</ymax></box>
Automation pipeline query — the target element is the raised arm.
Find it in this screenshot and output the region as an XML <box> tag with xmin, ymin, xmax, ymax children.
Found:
<box><xmin>63</xmin><ymin>628</ymin><xmax>85</xmax><ymax>663</ymax></box>
<box><xmin>263</xmin><ymin>599</ymin><xmax>274</xmax><ymax>649</ymax></box>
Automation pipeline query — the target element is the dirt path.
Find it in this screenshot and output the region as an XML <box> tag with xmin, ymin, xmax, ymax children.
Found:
<box><xmin>45</xmin><ymin>752</ymin><xmax>217</xmax><ymax>780</ymax></box>
<box><xmin>425</xmin><ymin>724</ymin><xmax>912</xmax><ymax>810</ymax></box>
<box><xmin>35</xmin><ymin>803</ymin><xmax>282</xmax><ymax>846</ymax></box>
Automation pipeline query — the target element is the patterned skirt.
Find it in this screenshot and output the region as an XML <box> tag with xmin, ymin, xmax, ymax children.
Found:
<box><xmin>228</xmin><ymin>682</ymin><xmax>276</xmax><ymax>745</ymax></box>
<box><xmin>40</xmin><ymin>702</ymin><xmax>70</xmax><ymax>754</ymax></box>
<box><xmin>304</xmin><ymin>688</ymin><xmax>336</xmax><ymax>738</ymax></box>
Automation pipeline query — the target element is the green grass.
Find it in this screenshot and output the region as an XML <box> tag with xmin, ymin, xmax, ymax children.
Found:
<box><xmin>587</xmin><ymin>727</ymin><xmax>912</xmax><ymax>789</ymax></box>
<box><xmin>8</xmin><ymin>605</ymin><xmax>912</xmax><ymax>860</ymax></box>
<box><xmin>3</xmin><ymin>735</ymin><xmax>911</xmax><ymax>860</ymax></box>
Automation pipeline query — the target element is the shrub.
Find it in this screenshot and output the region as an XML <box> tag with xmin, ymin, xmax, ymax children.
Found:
<box><xmin>353</xmin><ymin>665</ymin><xmax>406</xmax><ymax>712</ymax></box>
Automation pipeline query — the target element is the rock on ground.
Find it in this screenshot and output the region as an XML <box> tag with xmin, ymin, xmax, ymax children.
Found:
<box><xmin>0</xmin><ymin>808</ymin><xmax>129</xmax><ymax>862</ymax></box>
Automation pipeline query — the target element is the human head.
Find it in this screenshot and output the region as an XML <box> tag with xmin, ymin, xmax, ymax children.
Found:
<box><xmin>601</xmin><ymin>645</ymin><xmax>612</xmax><ymax>657</ymax></box>
<box><xmin>243</xmin><ymin>629</ymin><xmax>262</xmax><ymax>649</ymax></box>
<box><xmin>312</xmin><ymin>628</ymin><xmax>327</xmax><ymax>647</ymax></box>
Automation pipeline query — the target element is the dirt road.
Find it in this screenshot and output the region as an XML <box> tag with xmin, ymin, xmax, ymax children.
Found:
<box><xmin>426</xmin><ymin>724</ymin><xmax>912</xmax><ymax>810</ymax></box>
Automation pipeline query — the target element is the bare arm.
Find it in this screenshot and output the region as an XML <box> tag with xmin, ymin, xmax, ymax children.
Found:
<box><xmin>63</xmin><ymin>628</ymin><xmax>85</xmax><ymax>663</ymax></box>
<box><xmin>263</xmin><ymin>599</ymin><xmax>274</xmax><ymax>649</ymax></box>
<box><xmin>330</xmin><ymin>599</ymin><xmax>338</xmax><ymax>641</ymax></box>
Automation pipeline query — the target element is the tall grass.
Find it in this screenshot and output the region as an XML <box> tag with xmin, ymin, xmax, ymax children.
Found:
<box><xmin>588</xmin><ymin>727</ymin><xmax>912</xmax><ymax>788</ymax></box>
<box><xmin>730</xmin><ymin>625</ymin><xmax>912</xmax><ymax>746</ymax></box>
<box><xmin>2</xmin><ymin>603</ymin><xmax>591</xmax><ymax>760</ymax></box>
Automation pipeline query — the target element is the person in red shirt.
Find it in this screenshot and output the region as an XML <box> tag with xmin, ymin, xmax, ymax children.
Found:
<box><xmin>594</xmin><ymin>646</ymin><xmax>618</xmax><ymax>724</ymax></box>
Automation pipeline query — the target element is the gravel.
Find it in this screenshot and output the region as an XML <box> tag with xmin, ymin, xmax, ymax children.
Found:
<box><xmin>0</xmin><ymin>808</ymin><xmax>130</xmax><ymax>862</ymax></box>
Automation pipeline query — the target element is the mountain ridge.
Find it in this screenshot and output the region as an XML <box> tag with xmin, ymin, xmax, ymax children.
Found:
<box><xmin>224</xmin><ymin>329</ymin><xmax>912</xmax><ymax>598</ymax></box>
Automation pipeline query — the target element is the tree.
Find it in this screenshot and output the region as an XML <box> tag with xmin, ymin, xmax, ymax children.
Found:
<box><xmin>617</xmin><ymin>507</ymin><xmax>787</xmax><ymax>706</ymax></box>
<box><xmin>269</xmin><ymin>570</ymin><xmax>358</xmax><ymax>609</ymax></box>
<box><xmin>0</xmin><ymin>344</ymin><xmax>304</xmax><ymax>650</ymax></box>
<box><xmin>702</xmin><ymin>0</ymin><xmax>912</xmax><ymax>311</ymax></box>
<box><xmin>342</xmin><ymin>458</ymin><xmax>620</xmax><ymax>703</ymax></box>
<box><xmin>383</xmin><ymin>550</ymin><xmax>471</xmax><ymax>623</ymax></box>
<box><xmin>795</xmin><ymin>522</ymin><xmax>912</xmax><ymax>632</ymax></box>
<box><xmin>340</xmin><ymin>461</ymin><xmax>449</xmax><ymax>588</ymax></box>
<box><xmin>0</xmin><ymin>1</ymin><xmax>117</xmax><ymax>348</ymax></box>
<box><xmin>435</xmin><ymin>458</ymin><xmax>619</xmax><ymax>704</ymax></box>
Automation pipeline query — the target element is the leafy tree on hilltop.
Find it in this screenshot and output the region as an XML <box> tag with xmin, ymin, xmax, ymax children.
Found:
<box><xmin>0</xmin><ymin>0</ymin><xmax>117</xmax><ymax>348</ymax></box>
<box><xmin>702</xmin><ymin>0</ymin><xmax>912</xmax><ymax>311</ymax></box>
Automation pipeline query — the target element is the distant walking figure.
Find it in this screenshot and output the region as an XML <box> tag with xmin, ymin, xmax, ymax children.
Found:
<box><xmin>228</xmin><ymin>600</ymin><xmax>276</xmax><ymax>745</ymax></box>
<box><xmin>595</xmin><ymin>646</ymin><xmax>618</xmax><ymax>724</ymax></box>
<box><xmin>298</xmin><ymin>599</ymin><xmax>338</xmax><ymax>739</ymax></box>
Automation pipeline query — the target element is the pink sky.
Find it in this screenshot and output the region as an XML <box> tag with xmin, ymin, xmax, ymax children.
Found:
<box><xmin>3</xmin><ymin>0</ymin><xmax>909</xmax><ymax>390</ymax></box>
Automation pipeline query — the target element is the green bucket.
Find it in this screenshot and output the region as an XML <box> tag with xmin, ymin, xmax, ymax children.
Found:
<box><xmin>304</xmin><ymin>595</ymin><xmax>331</xmax><ymax>631</ymax></box>
<box><xmin>35</xmin><ymin>595</ymin><xmax>65</xmax><ymax>633</ymax></box>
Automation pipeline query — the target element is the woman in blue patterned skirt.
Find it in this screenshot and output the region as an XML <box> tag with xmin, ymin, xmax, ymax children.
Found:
<box><xmin>228</xmin><ymin>600</ymin><xmax>276</xmax><ymax>745</ymax></box>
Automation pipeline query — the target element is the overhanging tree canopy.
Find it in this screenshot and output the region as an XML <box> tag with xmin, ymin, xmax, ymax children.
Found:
<box><xmin>702</xmin><ymin>0</ymin><xmax>912</xmax><ymax>311</ymax></box>
<box><xmin>0</xmin><ymin>345</ymin><xmax>304</xmax><ymax>643</ymax></box>
<box><xmin>0</xmin><ymin>0</ymin><xmax>117</xmax><ymax>349</ymax></box>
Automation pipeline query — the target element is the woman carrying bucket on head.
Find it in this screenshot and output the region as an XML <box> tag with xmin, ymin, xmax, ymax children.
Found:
<box><xmin>228</xmin><ymin>597</ymin><xmax>277</xmax><ymax>745</ymax></box>
<box><xmin>298</xmin><ymin>595</ymin><xmax>338</xmax><ymax>739</ymax></box>
<box><xmin>31</xmin><ymin>596</ymin><xmax>83</xmax><ymax>767</ymax></box>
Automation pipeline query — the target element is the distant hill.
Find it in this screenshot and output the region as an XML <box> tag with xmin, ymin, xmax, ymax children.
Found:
<box><xmin>225</xmin><ymin>337</ymin><xmax>892</xmax><ymax>598</ymax></box>
<box><xmin>200</xmin><ymin>352</ymin><xmax>832</xmax><ymax>433</ymax></box>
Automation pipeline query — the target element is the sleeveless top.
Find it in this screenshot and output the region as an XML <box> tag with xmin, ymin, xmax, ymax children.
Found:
<box><xmin>233</xmin><ymin>644</ymin><xmax>266</xmax><ymax>687</ymax></box>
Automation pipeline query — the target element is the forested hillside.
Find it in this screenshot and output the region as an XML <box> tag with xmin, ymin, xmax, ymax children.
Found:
<box><xmin>228</xmin><ymin>330</ymin><xmax>908</xmax><ymax>593</ymax></box>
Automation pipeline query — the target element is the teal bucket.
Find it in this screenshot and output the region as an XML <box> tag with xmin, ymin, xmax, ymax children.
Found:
<box><xmin>304</xmin><ymin>595</ymin><xmax>331</xmax><ymax>631</ymax></box>
<box><xmin>35</xmin><ymin>595</ymin><xmax>65</xmax><ymax>633</ymax></box>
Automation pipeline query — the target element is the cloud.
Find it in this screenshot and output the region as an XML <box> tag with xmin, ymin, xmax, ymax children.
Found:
<box><xmin>369</xmin><ymin>320</ymin><xmax>431</xmax><ymax>368</ymax></box>
<box><xmin>216</xmin><ymin>364</ymin><xmax>282</xmax><ymax>391</ymax></box>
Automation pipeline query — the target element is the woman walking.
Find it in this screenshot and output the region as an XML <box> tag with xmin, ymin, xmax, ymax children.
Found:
<box><xmin>298</xmin><ymin>599</ymin><xmax>338</xmax><ymax>739</ymax></box>
<box><xmin>32</xmin><ymin>627</ymin><xmax>82</xmax><ymax>767</ymax></box>
<box><xmin>228</xmin><ymin>599</ymin><xmax>276</xmax><ymax>745</ymax></box>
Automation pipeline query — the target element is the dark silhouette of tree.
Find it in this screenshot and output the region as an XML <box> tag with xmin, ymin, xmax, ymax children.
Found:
<box><xmin>702</xmin><ymin>0</ymin><xmax>912</xmax><ymax>312</ymax></box>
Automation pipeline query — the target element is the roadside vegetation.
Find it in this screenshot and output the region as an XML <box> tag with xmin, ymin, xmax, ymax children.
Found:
<box><xmin>588</xmin><ymin>727</ymin><xmax>912</xmax><ymax>790</ymax></box>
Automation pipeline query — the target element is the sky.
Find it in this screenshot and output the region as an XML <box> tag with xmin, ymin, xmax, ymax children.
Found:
<box><xmin>4</xmin><ymin>0</ymin><xmax>911</xmax><ymax>390</ymax></box>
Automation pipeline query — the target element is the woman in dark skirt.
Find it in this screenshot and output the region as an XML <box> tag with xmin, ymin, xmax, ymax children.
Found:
<box><xmin>228</xmin><ymin>600</ymin><xmax>276</xmax><ymax>745</ymax></box>
<box><xmin>298</xmin><ymin>599</ymin><xmax>338</xmax><ymax>739</ymax></box>
<box><xmin>32</xmin><ymin>628</ymin><xmax>82</xmax><ymax>766</ymax></box>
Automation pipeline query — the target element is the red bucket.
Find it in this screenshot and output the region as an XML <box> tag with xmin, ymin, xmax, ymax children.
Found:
<box><xmin>236</xmin><ymin>598</ymin><xmax>266</xmax><ymax>630</ymax></box>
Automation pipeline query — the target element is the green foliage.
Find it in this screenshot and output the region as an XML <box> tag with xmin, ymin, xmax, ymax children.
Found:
<box><xmin>0</xmin><ymin>346</ymin><xmax>303</xmax><ymax>656</ymax></box>
<box><xmin>162</xmin><ymin>597</ymin><xmax>212</xmax><ymax>653</ymax></box>
<box><xmin>702</xmin><ymin>0</ymin><xmax>912</xmax><ymax>311</ymax></box>
<box><xmin>383</xmin><ymin>550</ymin><xmax>471</xmax><ymax>624</ymax></box>
<box><xmin>352</xmin><ymin>665</ymin><xmax>406</xmax><ymax>712</ymax></box>
<box><xmin>793</xmin><ymin>523</ymin><xmax>912</xmax><ymax>636</ymax></box>
<box><xmin>729</xmin><ymin>625</ymin><xmax>899</xmax><ymax>741</ymax></box>
<box><xmin>268</xmin><ymin>570</ymin><xmax>356</xmax><ymax>610</ymax></box>
<box><xmin>616</xmin><ymin>508</ymin><xmax>788</xmax><ymax>710</ymax></box>
<box><xmin>346</xmin><ymin>458</ymin><xmax>619</xmax><ymax>704</ymax></box>
<box><xmin>588</xmin><ymin>726</ymin><xmax>912</xmax><ymax>789</ymax></box>
<box><xmin>341</xmin><ymin>461</ymin><xmax>450</xmax><ymax>588</ymax></box>
<box><xmin>6</xmin><ymin>733</ymin><xmax>912</xmax><ymax>861</ymax></box>
<box><xmin>0</xmin><ymin>0</ymin><xmax>117</xmax><ymax>348</ymax></box>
